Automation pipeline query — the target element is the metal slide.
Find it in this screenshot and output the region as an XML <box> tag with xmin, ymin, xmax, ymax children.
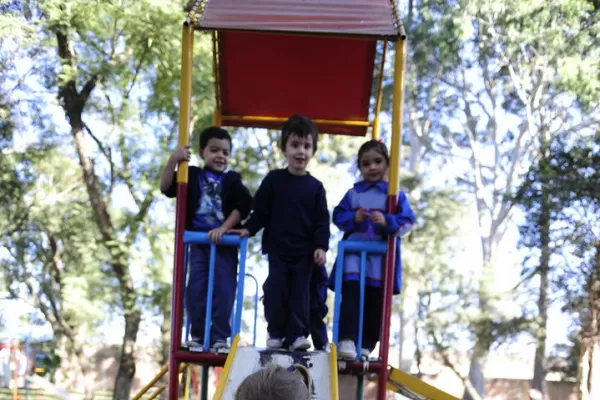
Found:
<box><xmin>213</xmin><ymin>336</ymin><xmax>339</xmax><ymax>400</ymax></box>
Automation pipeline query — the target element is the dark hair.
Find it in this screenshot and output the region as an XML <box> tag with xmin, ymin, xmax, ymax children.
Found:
<box><xmin>357</xmin><ymin>139</ymin><xmax>389</xmax><ymax>166</ymax></box>
<box><xmin>280</xmin><ymin>114</ymin><xmax>319</xmax><ymax>151</ymax></box>
<box><xmin>198</xmin><ymin>126</ymin><xmax>232</xmax><ymax>150</ymax></box>
<box><xmin>234</xmin><ymin>364</ymin><xmax>310</xmax><ymax>400</ymax></box>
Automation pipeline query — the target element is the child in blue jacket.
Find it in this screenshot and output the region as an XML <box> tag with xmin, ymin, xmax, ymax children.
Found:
<box><xmin>330</xmin><ymin>139</ymin><xmax>415</xmax><ymax>360</ymax></box>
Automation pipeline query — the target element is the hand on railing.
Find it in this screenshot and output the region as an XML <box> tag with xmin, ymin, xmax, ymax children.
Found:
<box><xmin>208</xmin><ymin>226</ymin><xmax>227</xmax><ymax>243</ymax></box>
<box><xmin>228</xmin><ymin>228</ymin><xmax>249</xmax><ymax>237</ymax></box>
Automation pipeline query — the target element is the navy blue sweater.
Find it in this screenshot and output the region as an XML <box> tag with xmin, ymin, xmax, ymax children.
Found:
<box><xmin>244</xmin><ymin>169</ymin><xmax>330</xmax><ymax>256</ymax></box>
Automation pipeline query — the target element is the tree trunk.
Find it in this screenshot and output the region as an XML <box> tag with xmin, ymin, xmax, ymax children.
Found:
<box><xmin>532</xmin><ymin>144</ymin><xmax>551</xmax><ymax>398</ymax></box>
<box><xmin>55</xmin><ymin>28</ymin><xmax>141</xmax><ymax>400</ymax></box>
<box><xmin>577</xmin><ymin>242</ymin><xmax>600</xmax><ymax>400</ymax></box>
<box><xmin>113</xmin><ymin>308</ymin><xmax>142</xmax><ymax>400</ymax></box>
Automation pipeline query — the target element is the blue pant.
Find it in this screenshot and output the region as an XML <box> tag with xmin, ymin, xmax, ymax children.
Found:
<box><xmin>263</xmin><ymin>254</ymin><xmax>312</xmax><ymax>346</ymax></box>
<box><xmin>187</xmin><ymin>244</ymin><xmax>238</xmax><ymax>344</ymax></box>
<box><xmin>310</xmin><ymin>265</ymin><xmax>329</xmax><ymax>350</ymax></box>
<box><xmin>339</xmin><ymin>282</ymin><xmax>382</xmax><ymax>351</ymax></box>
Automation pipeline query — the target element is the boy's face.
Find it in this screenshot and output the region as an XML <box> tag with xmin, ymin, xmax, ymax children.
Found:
<box><xmin>283</xmin><ymin>133</ymin><xmax>314</xmax><ymax>175</ymax></box>
<box><xmin>200</xmin><ymin>138</ymin><xmax>231</xmax><ymax>173</ymax></box>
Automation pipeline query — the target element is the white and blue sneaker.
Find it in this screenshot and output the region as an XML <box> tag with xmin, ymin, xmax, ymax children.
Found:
<box><xmin>267</xmin><ymin>337</ymin><xmax>283</xmax><ymax>349</ymax></box>
<box><xmin>338</xmin><ymin>340</ymin><xmax>357</xmax><ymax>360</ymax></box>
<box><xmin>290</xmin><ymin>337</ymin><xmax>312</xmax><ymax>351</ymax></box>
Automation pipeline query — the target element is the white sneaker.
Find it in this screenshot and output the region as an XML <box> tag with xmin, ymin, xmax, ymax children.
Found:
<box><xmin>337</xmin><ymin>340</ymin><xmax>357</xmax><ymax>360</ymax></box>
<box><xmin>361</xmin><ymin>348</ymin><xmax>371</xmax><ymax>358</ymax></box>
<box><xmin>267</xmin><ymin>337</ymin><xmax>283</xmax><ymax>349</ymax></box>
<box><xmin>184</xmin><ymin>339</ymin><xmax>203</xmax><ymax>350</ymax></box>
<box><xmin>290</xmin><ymin>337</ymin><xmax>312</xmax><ymax>351</ymax></box>
<box><xmin>212</xmin><ymin>340</ymin><xmax>229</xmax><ymax>350</ymax></box>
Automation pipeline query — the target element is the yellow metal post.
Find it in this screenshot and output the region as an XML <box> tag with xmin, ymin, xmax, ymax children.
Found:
<box><xmin>372</xmin><ymin>41</ymin><xmax>388</xmax><ymax>140</ymax></box>
<box><xmin>387</xmin><ymin>367</ymin><xmax>460</xmax><ymax>400</ymax></box>
<box><xmin>213</xmin><ymin>108</ymin><xmax>222</xmax><ymax>127</ymax></box>
<box><xmin>388</xmin><ymin>39</ymin><xmax>406</xmax><ymax>195</ymax></box>
<box><xmin>177</xmin><ymin>22</ymin><xmax>194</xmax><ymax>184</ymax></box>
<box><xmin>212</xmin><ymin>31</ymin><xmax>222</xmax><ymax>127</ymax></box>
<box><xmin>212</xmin><ymin>335</ymin><xmax>241</xmax><ymax>399</ymax></box>
<box><xmin>184</xmin><ymin>364</ymin><xmax>192</xmax><ymax>400</ymax></box>
<box><xmin>133</xmin><ymin>364</ymin><xmax>169</xmax><ymax>400</ymax></box>
<box><xmin>329</xmin><ymin>343</ymin><xmax>339</xmax><ymax>400</ymax></box>
<box><xmin>133</xmin><ymin>363</ymin><xmax>188</xmax><ymax>400</ymax></box>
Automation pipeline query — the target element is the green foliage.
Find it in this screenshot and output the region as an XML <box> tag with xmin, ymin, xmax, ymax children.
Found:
<box><xmin>0</xmin><ymin>149</ymin><xmax>108</xmax><ymax>332</ymax></box>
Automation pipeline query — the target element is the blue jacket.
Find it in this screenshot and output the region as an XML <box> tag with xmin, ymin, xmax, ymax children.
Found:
<box><xmin>328</xmin><ymin>181</ymin><xmax>415</xmax><ymax>294</ymax></box>
<box><xmin>162</xmin><ymin>166</ymin><xmax>252</xmax><ymax>230</ymax></box>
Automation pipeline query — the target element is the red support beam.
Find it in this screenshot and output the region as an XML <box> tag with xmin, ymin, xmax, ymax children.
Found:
<box><xmin>377</xmin><ymin>194</ymin><xmax>398</xmax><ymax>400</ymax></box>
<box><xmin>175</xmin><ymin>351</ymin><xmax>228</xmax><ymax>366</ymax></box>
<box><xmin>168</xmin><ymin>183</ymin><xmax>188</xmax><ymax>400</ymax></box>
<box><xmin>339</xmin><ymin>360</ymin><xmax>384</xmax><ymax>376</ymax></box>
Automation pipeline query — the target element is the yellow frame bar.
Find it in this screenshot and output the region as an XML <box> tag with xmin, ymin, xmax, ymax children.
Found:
<box><xmin>329</xmin><ymin>343</ymin><xmax>339</xmax><ymax>400</ymax></box>
<box><xmin>177</xmin><ymin>22</ymin><xmax>194</xmax><ymax>184</ymax></box>
<box><xmin>133</xmin><ymin>364</ymin><xmax>168</xmax><ymax>400</ymax></box>
<box><xmin>212</xmin><ymin>334</ymin><xmax>240</xmax><ymax>399</ymax></box>
<box><xmin>372</xmin><ymin>41</ymin><xmax>388</xmax><ymax>140</ymax></box>
<box><xmin>221</xmin><ymin>115</ymin><xmax>371</xmax><ymax>127</ymax></box>
<box><xmin>212</xmin><ymin>31</ymin><xmax>222</xmax><ymax>127</ymax></box>
<box><xmin>387</xmin><ymin>367</ymin><xmax>460</xmax><ymax>400</ymax></box>
<box><xmin>388</xmin><ymin>39</ymin><xmax>407</xmax><ymax>195</ymax></box>
<box><xmin>133</xmin><ymin>363</ymin><xmax>188</xmax><ymax>400</ymax></box>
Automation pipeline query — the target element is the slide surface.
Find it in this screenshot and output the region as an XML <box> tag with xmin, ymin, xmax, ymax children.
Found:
<box><xmin>214</xmin><ymin>339</ymin><xmax>337</xmax><ymax>400</ymax></box>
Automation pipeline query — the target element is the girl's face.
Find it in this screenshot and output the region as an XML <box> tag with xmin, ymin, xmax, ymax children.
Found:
<box><xmin>359</xmin><ymin>149</ymin><xmax>388</xmax><ymax>182</ymax></box>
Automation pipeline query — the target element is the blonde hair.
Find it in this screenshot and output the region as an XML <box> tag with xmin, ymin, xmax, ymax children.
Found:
<box><xmin>235</xmin><ymin>364</ymin><xmax>310</xmax><ymax>400</ymax></box>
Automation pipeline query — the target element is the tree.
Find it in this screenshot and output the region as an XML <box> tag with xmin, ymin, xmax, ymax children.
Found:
<box><xmin>522</xmin><ymin>135</ymin><xmax>600</xmax><ymax>400</ymax></box>
<box><xmin>2</xmin><ymin>1</ymin><xmax>216</xmax><ymax>398</ymax></box>
<box><xmin>1</xmin><ymin>150</ymin><xmax>107</xmax><ymax>398</ymax></box>
<box><xmin>404</xmin><ymin>1</ymin><xmax>600</xmax><ymax>397</ymax></box>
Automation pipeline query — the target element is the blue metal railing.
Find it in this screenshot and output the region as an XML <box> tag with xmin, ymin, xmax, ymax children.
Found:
<box><xmin>181</xmin><ymin>231</ymin><xmax>249</xmax><ymax>352</ymax></box>
<box><xmin>244</xmin><ymin>273</ymin><xmax>260</xmax><ymax>347</ymax></box>
<box><xmin>332</xmin><ymin>240</ymin><xmax>387</xmax><ymax>361</ymax></box>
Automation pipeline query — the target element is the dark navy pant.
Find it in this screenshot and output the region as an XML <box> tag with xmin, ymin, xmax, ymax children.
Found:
<box><xmin>263</xmin><ymin>254</ymin><xmax>313</xmax><ymax>346</ymax></box>
<box><xmin>339</xmin><ymin>282</ymin><xmax>382</xmax><ymax>351</ymax></box>
<box><xmin>310</xmin><ymin>265</ymin><xmax>329</xmax><ymax>350</ymax></box>
<box><xmin>187</xmin><ymin>244</ymin><xmax>238</xmax><ymax>344</ymax></box>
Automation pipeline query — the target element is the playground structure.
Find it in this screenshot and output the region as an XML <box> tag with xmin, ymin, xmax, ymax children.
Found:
<box><xmin>136</xmin><ymin>1</ymin><xmax>462</xmax><ymax>399</ymax></box>
<box><xmin>0</xmin><ymin>338</ymin><xmax>48</xmax><ymax>400</ymax></box>
<box><xmin>0</xmin><ymin>340</ymin><xmax>27</xmax><ymax>393</ymax></box>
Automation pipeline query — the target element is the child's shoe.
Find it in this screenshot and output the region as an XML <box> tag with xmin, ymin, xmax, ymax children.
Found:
<box><xmin>361</xmin><ymin>348</ymin><xmax>372</xmax><ymax>358</ymax></box>
<box><xmin>183</xmin><ymin>338</ymin><xmax>203</xmax><ymax>349</ymax></box>
<box><xmin>211</xmin><ymin>340</ymin><xmax>229</xmax><ymax>350</ymax></box>
<box><xmin>267</xmin><ymin>337</ymin><xmax>283</xmax><ymax>349</ymax></box>
<box><xmin>338</xmin><ymin>340</ymin><xmax>357</xmax><ymax>360</ymax></box>
<box><xmin>290</xmin><ymin>337</ymin><xmax>312</xmax><ymax>351</ymax></box>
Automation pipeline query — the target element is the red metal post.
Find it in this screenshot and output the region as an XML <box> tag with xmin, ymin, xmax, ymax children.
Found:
<box><xmin>168</xmin><ymin>183</ymin><xmax>188</xmax><ymax>400</ymax></box>
<box><xmin>377</xmin><ymin>196</ymin><xmax>398</xmax><ymax>400</ymax></box>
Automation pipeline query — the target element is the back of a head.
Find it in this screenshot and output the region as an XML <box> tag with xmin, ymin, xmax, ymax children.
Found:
<box><xmin>234</xmin><ymin>364</ymin><xmax>310</xmax><ymax>400</ymax></box>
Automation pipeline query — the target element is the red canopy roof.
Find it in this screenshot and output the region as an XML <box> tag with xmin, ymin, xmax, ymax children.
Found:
<box><xmin>188</xmin><ymin>0</ymin><xmax>401</xmax><ymax>136</ymax></box>
<box><xmin>216</xmin><ymin>31</ymin><xmax>377</xmax><ymax>136</ymax></box>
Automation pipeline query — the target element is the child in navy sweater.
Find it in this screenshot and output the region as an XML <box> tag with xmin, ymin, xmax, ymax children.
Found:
<box><xmin>232</xmin><ymin>115</ymin><xmax>330</xmax><ymax>351</ymax></box>
<box><xmin>160</xmin><ymin>127</ymin><xmax>252</xmax><ymax>350</ymax></box>
<box><xmin>330</xmin><ymin>140</ymin><xmax>415</xmax><ymax>360</ymax></box>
